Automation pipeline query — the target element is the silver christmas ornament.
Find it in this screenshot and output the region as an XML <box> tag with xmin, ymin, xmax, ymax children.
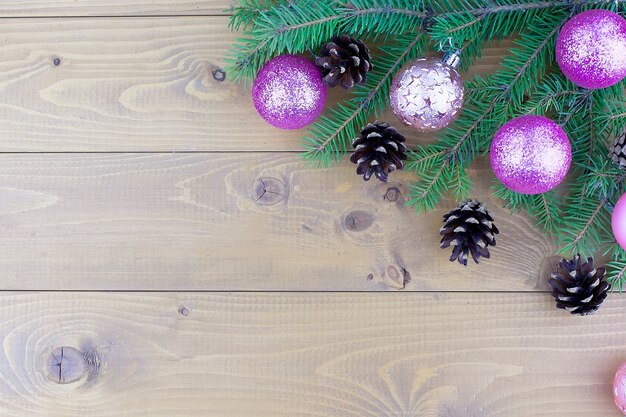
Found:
<box><xmin>389</xmin><ymin>51</ymin><xmax>465</xmax><ymax>132</ymax></box>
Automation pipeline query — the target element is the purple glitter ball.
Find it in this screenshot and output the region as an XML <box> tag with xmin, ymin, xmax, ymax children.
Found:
<box><xmin>252</xmin><ymin>54</ymin><xmax>327</xmax><ymax>130</ymax></box>
<box><xmin>556</xmin><ymin>9</ymin><xmax>626</xmax><ymax>89</ymax></box>
<box><xmin>389</xmin><ymin>57</ymin><xmax>464</xmax><ymax>132</ymax></box>
<box><xmin>490</xmin><ymin>115</ymin><xmax>571</xmax><ymax>195</ymax></box>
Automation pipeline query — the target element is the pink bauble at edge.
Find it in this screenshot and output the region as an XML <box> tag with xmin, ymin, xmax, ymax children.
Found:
<box><xmin>556</xmin><ymin>9</ymin><xmax>626</xmax><ymax>89</ymax></box>
<box><xmin>490</xmin><ymin>115</ymin><xmax>571</xmax><ymax>195</ymax></box>
<box><xmin>614</xmin><ymin>362</ymin><xmax>626</xmax><ymax>414</ymax></box>
<box><xmin>612</xmin><ymin>193</ymin><xmax>626</xmax><ymax>250</ymax></box>
<box><xmin>252</xmin><ymin>54</ymin><xmax>327</xmax><ymax>130</ymax></box>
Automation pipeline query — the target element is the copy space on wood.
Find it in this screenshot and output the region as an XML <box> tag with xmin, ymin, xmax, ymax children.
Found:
<box><xmin>0</xmin><ymin>153</ymin><xmax>554</xmax><ymax>291</ymax></box>
<box><xmin>0</xmin><ymin>292</ymin><xmax>622</xmax><ymax>417</ymax></box>
<box><xmin>0</xmin><ymin>16</ymin><xmax>511</xmax><ymax>152</ymax></box>
<box><xmin>0</xmin><ymin>1</ymin><xmax>230</xmax><ymax>16</ymax></box>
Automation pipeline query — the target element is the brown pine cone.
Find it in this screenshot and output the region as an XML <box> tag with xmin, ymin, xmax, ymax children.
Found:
<box><xmin>350</xmin><ymin>121</ymin><xmax>407</xmax><ymax>182</ymax></box>
<box><xmin>440</xmin><ymin>200</ymin><xmax>499</xmax><ymax>266</ymax></box>
<box><xmin>315</xmin><ymin>35</ymin><xmax>372</xmax><ymax>89</ymax></box>
<box><xmin>609</xmin><ymin>129</ymin><xmax>626</xmax><ymax>168</ymax></box>
<box><xmin>547</xmin><ymin>255</ymin><xmax>610</xmax><ymax>315</ymax></box>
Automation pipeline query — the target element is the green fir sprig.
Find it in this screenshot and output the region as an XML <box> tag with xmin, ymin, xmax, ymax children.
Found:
<box><xmin>227</xmin><ymin>0</ymin><xmax>626</xmax><ymax>289</ymax></box>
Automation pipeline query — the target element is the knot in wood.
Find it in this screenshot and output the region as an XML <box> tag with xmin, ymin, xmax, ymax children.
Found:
<box><xmin>212</xmin><ymin>68</ymin><xmax>226</xmax><ymax>82</ymax></box>
<box><xmin>343</xmin><ymin>210</ymin><xmax>374</xmax><ymax>232</ymax></box>
<box><xmin>46</xmin><ymin>347</ymin><xmax>85</xmax><ymax>384</ymax></box>
<box><xmin>384</xmin><ymin>265</ymin><xmax>411</xmax><ymax>290</ymax></box>
<box><xmin>384</xmin><ymin>187</ymin><xmax>400</xmax><ymax>202</ymax></box>
<box><xmin>254</xmin><ymin>177</ymin><xmax>286</xmax><ymax>206</ymax></box>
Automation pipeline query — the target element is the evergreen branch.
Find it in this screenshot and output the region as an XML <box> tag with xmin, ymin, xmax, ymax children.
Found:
<box><xmin>308</xmin><ymin>103</ymin><xmax>362</xmax><ymax>158</ymax></box>
<box><xmin>540</xmin><ymin>194</ymin><xmax>555</xmax><ymax>228</ymax></box>
<box><xmin>226</xmin><ymin>2</ymin><xmax>341</xmax><ymax>82</ymax></box>
<box><xmin>492</xmin><ymin>184</ymin><xmax>561</xmax><ymax>233</ymax></box>
<box><xmin>559</xmin><ymin>179</ymin><xmax>612</xmax><ymax>256</ymax></box>
<box><xmin>435</xmin><ymin>0</ymin><xmax>626</xmax><ymax>17</ymax></box>
<box><xmin>228</xmin><ymin>0</ymin><xmax>284</xmax><ymax>31</ymax></box>
<box><xmin>341</xmin><ymin>0</ymin><xmax>427</xmax><ymax>36</ymax></box>
<box><xmin>450</xmin><ymin>162</ymin><xmax>473</xmax><ymax>201</ymax></box>
<box><xmin>608</xmin><ymin>253</ymin><xmax>626</xmax><ymax>293</ymax></box>
<box><xmin>570</xmin><ymin>198</ymin><xmax>606</xmax><ymax>248</ymax></box>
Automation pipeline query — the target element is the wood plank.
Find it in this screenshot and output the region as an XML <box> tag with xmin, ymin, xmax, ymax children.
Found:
<box><xmin>0</xmin><ymin>291</ymin><xmax>623</xmax><ymax>417</ymax></box>
<box><xmin>0</xmin><ymin>153</ymin><xmax>555</xmax><ymax>291</ymax></box>
<box><xmin>0</xmin><ymin>16</ymin><xmax>511</xmax><ymax>151</ymax></box>
<box><xmin>0</xmin><ymin>1</ymin><xmax>231</xmax><ymax>16</ymax></box>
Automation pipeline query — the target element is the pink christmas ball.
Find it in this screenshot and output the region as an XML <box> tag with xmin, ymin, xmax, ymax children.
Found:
<box><xmin>612</xmin><ymin>193</ymin><xmax>626</xmax><ymax>250</ymax></box>
<box><xmin>252</xmin><ymin>54</ymin><xmax>327</xmax><ymax>130</ymax></box>
<box><xmin>614</xmin><ymin>362</ymin><xmax>626</xmax><ymax>413</ymax></box>
<box><xmin>556</xmin><ymin>9</ymin><xmax>626</xmax><ymax>89</ymax></box>
<box><xmin>389</xmin><ymin>57</ymin><xmax>464</xmax><ymax>132</ymax></box>
<box><xmin>490</xmin><ymin>115</ymin><xmax>571</xmax><ymax>194</ymax></box>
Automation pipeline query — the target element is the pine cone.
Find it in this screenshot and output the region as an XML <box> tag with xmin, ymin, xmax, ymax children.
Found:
<box><xmin>350</xmin><ymin>122</ymin><xmax>407</xmax><ymax>182</ymax></box>
<box><xmin>609</xmin><ymin>129</ymin><xmax>626</xmax><ymax>168</ymax></box>
<box><xmin>440</xmin><ymin>200</ymin><xmax>499</xmax><ymax>266</ymax></box>
<box><xmin>547</xmin><ymin>255</ymin><xmax>610</xmax><ymax>316</ymax></box>
<box><xmin>315</xmin><ymin>35</ymin><xmax>372</xmax><ymax>89</ymax></box>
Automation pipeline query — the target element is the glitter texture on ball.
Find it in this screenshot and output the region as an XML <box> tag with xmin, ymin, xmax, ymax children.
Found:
<box><xmin>612</xmin><ymin>193</ymin><xmax>626</xmax><ymax>250</ymax></box>
<box><xmin>389</xmin><ymin>56</ymin><xmax>464</xmax><ymax>132</ymax></box>
<box><xmin>490</xmin><ymin>115</ymin><xmax>571</xmax><ymax>195</ymax></box>
<box><xmin>614</xmin><ymin>362</ymin><xmax>626</xmax><ymax>414</ymax></box>
<box><xmin>252</xmin><ymin>54</ymin><xmax>327</xmax><ymax>130</ymax></box>
<box><xmin>556</xmin><ymin>9</ymin><xmax>626</xmax><ymax>89</ymax></box>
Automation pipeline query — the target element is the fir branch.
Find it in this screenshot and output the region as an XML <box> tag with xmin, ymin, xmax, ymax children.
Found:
<box><xmin>435</xmin><ymin>0</ymin><xmax>626</xmax><ymax>18</ymax></box>
<box><xmin>340</xmin><ymin>0</ymin><xmax>427</xmax><ymax>37</ymax></box>
<box><xmin>492</xmin><ymin>184</ymin><xmax>562</xmax><ymax>233</ymax></box>
<box><xmin>608</xmin><ymin>253</ymin><xmax>626</xmax><ymax>293</ymax></box>
<box><xmin>228</xmin><ymin>0</ymin><xmax>283</xmax><ymax>31</ymax></box>
<box><xmin>226</xmin><ymin>2</ymin><xmax>341</xmax><ymax>82</ymax></box>
<box><xmin>561</xmin><ymin>198</ymin><xmax>608</xmax><ymax>255</ymax></box>
<box><xmin>450</xmin><ymin>162</ymin><xmax>473</xmax><ymax>201</ymax></box>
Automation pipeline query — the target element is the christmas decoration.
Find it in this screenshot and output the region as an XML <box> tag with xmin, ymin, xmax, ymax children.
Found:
<box><xmin>389</xmin><ymin>51</ymin><xmax>464</xmax><ymax>132</ymax></box>
<box><xmin>556</xmin><ymin>9</ymin><xmax>626</xmax><ymax>89</ymax></box>
<box><xmin>614</xmin><ymin>362</ymin><xmax>626</xmax><ymax>414</ymax></box>
<box><xmin>609</xmin><ymin>130</ymin><xmax>626</xmax><ymax>168</ymax></box>
<box><xmin>315</xmin><ymin>35</ymin><xmax>372</xmax><ymax>89</ymax></box>
<box><xmin>228</xmin><ymin>0</ymin><xmax>626</xmax><ymax>289</ymax></box>
<box><xmin>490</xmin><ymin>115</ymin><xmax>571</xmax><ymax>194</ymax></box>
<box><xmin>252</xmin><ymin>54</ymin><xmax>327</xmax><ymax>130</ymax></box>
<box><xmin>612</xmin><ymin>192</ymin><xmax>626</xmax><ymax>251</ymax></box>
<box><xmin>350</xmin><ymin>121</ymin><xmax>407</xmax><ymax>182</ymax></box>
<box><xmin>439</xmin><ymin>200</ymin><xmax>499</xmax><ymax>266</ymax></box>
<box><xmin>547</xmin><ymin>255</ymin><xmax>610</xmax><ymax>315</ymax></box>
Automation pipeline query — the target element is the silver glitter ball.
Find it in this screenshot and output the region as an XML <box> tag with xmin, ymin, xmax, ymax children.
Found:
<box><xmin>389</xmin><ymin>57</ymin><xmax>464</xmax><ymax>132</ymax></box>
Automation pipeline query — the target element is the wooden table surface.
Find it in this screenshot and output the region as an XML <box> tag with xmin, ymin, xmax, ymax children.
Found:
<box><xmin>0</xmin><ymin>2</ymin><xmax>624</xmax><ymax>416</ymax></box>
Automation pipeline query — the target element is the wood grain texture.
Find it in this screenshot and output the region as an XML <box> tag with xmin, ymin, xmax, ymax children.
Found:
<box><xmin>0</xmin><ymin>0</ymin><xmax>231</xmax><ymax>16</ymax></box>
<box><xmin>0</xmin><ymin>153</ymin><xmax>554</xmax><ymax>291</ymax></box>
<box><xmin>0</xmin><ymin>16</ymin><xmax>511</xmax><ymax>152</ymax></box>
<box><xmin>0</xmin><ymin>292</ymin><xmax>624</xmax><ymax>417</ymax></box>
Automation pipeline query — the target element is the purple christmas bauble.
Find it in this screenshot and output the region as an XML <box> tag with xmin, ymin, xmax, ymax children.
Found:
<box><xmin>490</xmin><ymin>115</ymin><xmax>571</xmax><ymax>195</ymax></box>
<box><xmin>614</xmin><ymin>362</ymin><xmax>626</xmax><ymax>414</ymax></box>
<box><xmin>612</xmin><ymin>192</ymin><xmax>626</xmax><ymax>250</ymax></box>
<box><xmin>252</xmin><ymin>54</ymin><xmax>327</xmax><ymax>130</ymax></box>
<box><xmin>556</xmin><ymin>9</ymin><xmax>626</xmax><ymax>89</ymax></box>
<box><xmin>389</xmin><ymin>57</ymin><xmax>464</xmax><ymax>132</ymax></box>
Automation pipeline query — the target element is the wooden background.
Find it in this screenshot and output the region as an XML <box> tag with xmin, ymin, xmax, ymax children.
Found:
<box><xmin>0</xmin><ymin>1</ymin><xmax>624</xmax><ymax>416</ymax></box>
